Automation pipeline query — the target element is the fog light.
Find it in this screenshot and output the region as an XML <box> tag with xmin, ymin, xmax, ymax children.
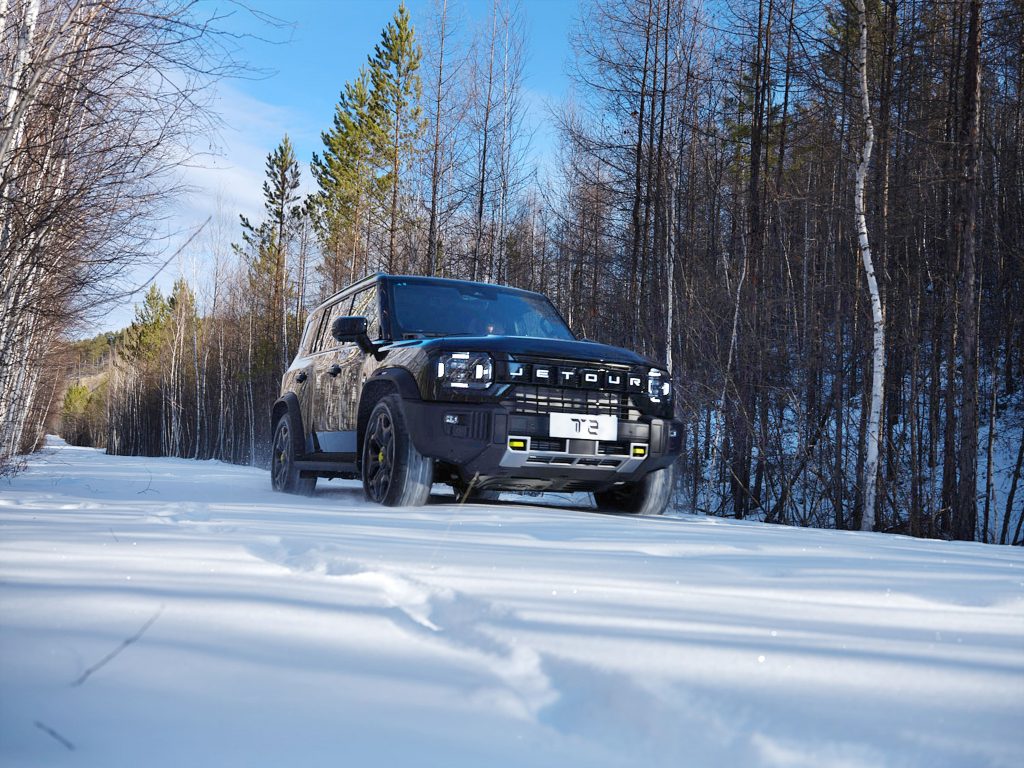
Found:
<box><xmin>509</xmin><ymin>438</ymin><xmax>527</xmax><ymax>451</ymax></box>
<box><xmin>632</xmin><ymin>445</ymin><xmax>648</xmax><ymax>457</ymax></box>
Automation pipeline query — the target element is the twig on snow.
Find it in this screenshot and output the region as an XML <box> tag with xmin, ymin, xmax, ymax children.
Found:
<box><xmin>136</xmin><ymin>468</ymin><xmax>158</xmax><ymax>495</ymax></box>
<box><xmin>34</xmin><ymin>721</ymin><xmax>75</xmax><ymax>751</ymax></box>
<box><xmin>71</xmin><ymin>606</ymin><xmax>164</xmax><ymax>687</ymax></box>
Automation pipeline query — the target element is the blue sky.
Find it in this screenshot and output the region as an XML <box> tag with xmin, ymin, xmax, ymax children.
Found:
<box><xmin>230</xmin><ymin>0</ymin><xmax>577</xmax><ymax>162</ymax></box>
<box><xmin>91</xmin><ymin>0</ymin><xmax>579</xmax><ymax>334</ymax></box>
<box><xmin>213</xmin><ymin>0</ymin><xmax>577</xmax><ymax>211</ymax></box>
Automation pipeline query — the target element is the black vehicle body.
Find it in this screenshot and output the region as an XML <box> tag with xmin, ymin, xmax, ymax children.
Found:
<box><xmin>271</xmin><ymin>273</ymin><xmax>683</xmax><ymax>502</ymax></box>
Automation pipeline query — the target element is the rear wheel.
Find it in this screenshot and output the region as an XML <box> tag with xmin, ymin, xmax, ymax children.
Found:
<box><xmin>271</xmin><ymin>415</ymin><xmax>316</xmax><ymax>496</ymax></box>
<box><xmin>594</xmin><ymin>463</ymin><xmax>675</xmax><ymax>516</ymax></box>
<box><xmin>362</xmin><ymin>395</ymin><xmax>433</xmax><ymax>507</ymax></box>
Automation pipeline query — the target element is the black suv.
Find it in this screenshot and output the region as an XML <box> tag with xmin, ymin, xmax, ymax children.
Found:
<box><xmin>270</xmin><ymin>274</ymin><xmax>682</xmax><ymax>514</ymax></box>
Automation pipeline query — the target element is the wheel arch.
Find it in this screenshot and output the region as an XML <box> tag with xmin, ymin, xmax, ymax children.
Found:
<box><xmin>356</xmin><ymin>367</ymin><xmax>421</xmax><ymax>464</ymax></box>
<box><xmin>271</xmin><ymin>393</ymin><xmax>307</xmax><ymax>458</ymax></box>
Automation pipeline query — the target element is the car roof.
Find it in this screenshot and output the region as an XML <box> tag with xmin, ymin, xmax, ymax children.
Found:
<box><xmin>384</xmin><ymin>274</ymin><xmax>546</xmax><ymax>298</ymax></box>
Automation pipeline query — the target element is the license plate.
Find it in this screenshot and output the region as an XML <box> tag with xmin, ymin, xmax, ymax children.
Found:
<box><xmin>549</xmin><ymin>413</ymin><xmax>618</xmax><ymax>442</ymax></box>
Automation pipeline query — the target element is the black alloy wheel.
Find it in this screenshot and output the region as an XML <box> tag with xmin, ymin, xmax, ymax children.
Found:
<box><xmin>361</xmin><ymin>395</ymin><xmax>433</xmax><ymax>507</ymax></box>
<box><xmin>364</xmin><ymin>405</ymin><xmax>396</xmax><ymax>503</ymax></box>
<box><xmin>271</xmin><ymin>415</ymin><xmax>316</xmax><ymax>495</ymax></box>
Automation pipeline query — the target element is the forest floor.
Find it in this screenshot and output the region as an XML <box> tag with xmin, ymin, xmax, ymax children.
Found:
<box><xmin>1</xmin><ymin>438</ymin><xmax>1022</xmax><ymax>767</ymax></box>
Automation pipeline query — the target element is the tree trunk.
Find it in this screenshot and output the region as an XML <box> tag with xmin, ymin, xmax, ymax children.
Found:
<box><xmin>954</xmin><ymin>0</ymin><xmax>983</xmax><ymax>541</ymax></box>
<box><xmin>854</xmin><ymin>0</ymin><xmax>884</xmax><ymax>533</ymax></box>
<box><xmin>425</xmin><ymin>0</ymin><xmax>448</xmax><ymax>276</ymax></box>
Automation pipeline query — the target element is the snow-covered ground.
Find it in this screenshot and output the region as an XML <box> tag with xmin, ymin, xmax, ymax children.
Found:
<box><xmin>1</xmin><ymin>439</ymin><xmax>1022</xmax><ymax>767</ymax></box>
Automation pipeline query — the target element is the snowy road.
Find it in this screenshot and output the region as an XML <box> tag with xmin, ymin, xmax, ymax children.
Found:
<box><xmin>1</xmin><ymin>440</ymin><xmax>1022</xmax><ymax>767</ymax></box>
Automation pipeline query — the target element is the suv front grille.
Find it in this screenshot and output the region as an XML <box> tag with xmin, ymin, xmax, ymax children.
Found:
<box><xmin>506</xmin><ymin>385</ymin><xmax>631</xmax><ymax>419</ymax></box>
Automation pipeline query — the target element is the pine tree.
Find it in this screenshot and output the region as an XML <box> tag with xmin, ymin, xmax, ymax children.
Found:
<box><xmin>310</xmin><ymin>69</ymin><xmax>384</xmax><ymax>290</ymax></box>
<box><xmin>370</xmin><ymin>2</ymin><xmax>427</xmax><ymax>272</ymax></box>
<box><xmin>238</xmin><ymin>135</ymin><xmax>303</xmax><ymax>372</ymax></box>
<box><xmin>125</xmin><ymin>285</ymin><xmax>171</xmax><ymax>363</ymax></box>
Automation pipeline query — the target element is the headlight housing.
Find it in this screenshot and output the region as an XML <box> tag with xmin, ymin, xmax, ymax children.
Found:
<box><xmin>647</xmin><ymin>368</ymin><xmax>671</xmax><ymax>403</ymax></box>
<box><xmin>436</xmin><ymin>352</ymin><xmax>493</xmax><ymax>389</ymax></box>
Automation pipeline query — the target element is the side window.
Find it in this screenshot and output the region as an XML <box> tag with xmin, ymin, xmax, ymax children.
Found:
<box><xmin>315</xmin><ymin>309</ymin><xmax>334</xmax><ymax>353</ymax></box>
<box><xmin>314</xmin><ymin>296</ymin><xmax>351</xmax><ymax>353</ymax></box>
<box><xmin>350</xmin><ymin>286</ymin><xmax>381</xmax><ymax>340</ymax></box>
<box><xmin>300</xmin><ymin>312</ymin><xmax>322</xmax><ymax>355</ymax></box>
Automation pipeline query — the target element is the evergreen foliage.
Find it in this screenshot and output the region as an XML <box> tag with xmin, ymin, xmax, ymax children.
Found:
<box><xmin>237</xmin><ymin>135</ymin><xmax>304</xmax><ymax>377</ymax></box>
<box><xmin>371</xmin><ymin>2</ymin><xmax>427</xmax><ymax>271</ymax></box>
<box><xmin>311</xmin><ymin>2</ymin><xmax>426</xmax><ymax>278</ymax></box>
<box><xmin>309</xmin><ymin>69</ymin><xmax>383</xmax><ymax>291</ymax></box>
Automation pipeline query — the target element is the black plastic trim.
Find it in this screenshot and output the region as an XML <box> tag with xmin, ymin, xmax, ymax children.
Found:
<box><xmin>271</xmin><ymin>393</ymin><xmax>309</xmax><ymax>457</ymax></box>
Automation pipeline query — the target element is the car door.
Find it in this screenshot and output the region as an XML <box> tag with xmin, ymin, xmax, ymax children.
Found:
<box><xmin>310</xmin><ymin>294</ymin><xmax>354</xmax><ymax>454</ymax></box>
<box><xmin>293</xmin><ymin>310</ymin><xmax>324</xmax><ymax>438</ymax></box>
<box><xmin>311</xmin><ymin>284</ymin><xmax>383</xmax><ymax>455</ymax></box>
<box><xmin>335</xmin><ymin>284</ymin><xmax>383</xmax><ymax>432</ymax></box>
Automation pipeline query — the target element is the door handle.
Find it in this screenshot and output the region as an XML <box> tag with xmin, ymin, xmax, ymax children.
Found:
<box><xmin>328</xmin><ymin>364</ymin><xmax>342</xmax><ymax>377</ymax></box>
<box><xmin>296</xmin><ymin>371</ymin><xmax>307</xmax><ymax>383</ymax></box>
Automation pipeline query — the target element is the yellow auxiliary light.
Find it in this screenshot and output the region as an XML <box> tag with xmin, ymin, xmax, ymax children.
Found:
<box><xmin>632</xmin><ymin>445</ymin><xmax>648</xmax><ymax>457</ymax></box>
<box><xmin>508</xmin><ymin>438</ymin><xmax>527</xmax><ymax>451</ymax></box>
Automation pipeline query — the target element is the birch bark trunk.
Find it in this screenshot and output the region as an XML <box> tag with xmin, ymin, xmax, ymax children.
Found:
<box><xmin>853</xmin><ymin>0</ymin><xmax>884</xmax><ymax>532</ymax></box>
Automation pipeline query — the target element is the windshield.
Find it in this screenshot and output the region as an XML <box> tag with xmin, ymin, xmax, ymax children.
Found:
<box><xmin>389</xmin><ymin>280</ymin><xmax>575</xmax><ymax>341</ymax></box>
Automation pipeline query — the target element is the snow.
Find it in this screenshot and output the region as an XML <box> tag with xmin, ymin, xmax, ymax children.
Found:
<box><xmin>1</xmin><ymin>438</ymin><xmax>1022</xmax><ymax>767</ymax></box>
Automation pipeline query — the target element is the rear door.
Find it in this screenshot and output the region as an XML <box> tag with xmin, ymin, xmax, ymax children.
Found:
<box><xmin>293</xmin><ymin>311</ymin><xmax>324</xmax><ymax>438</ymax></box>
<box><xmin>310</xmin><ymin>294</ymin><xmax>353</xmax><ymax>453</ymax></box>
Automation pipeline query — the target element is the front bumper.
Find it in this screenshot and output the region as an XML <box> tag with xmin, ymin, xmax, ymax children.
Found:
<box><xmin>401</xmin><ymin>398</ymin><xmax>683</xmax><ymax>493</ymax></box>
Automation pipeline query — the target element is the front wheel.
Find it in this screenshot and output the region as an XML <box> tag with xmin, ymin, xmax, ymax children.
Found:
<box><xmin>594</xmin><ymin>463</ymin><xmax>675</xmax><ymax>516</ymax></box>
<box><xmin>362</xmin><ymin>395</ymin><xmax>433</xmax><ymax>507</ymax></box>
<box><xmin>271</xmin><ymin>415</ymin><xmax>316</xmax><ymax>496</ymax></box>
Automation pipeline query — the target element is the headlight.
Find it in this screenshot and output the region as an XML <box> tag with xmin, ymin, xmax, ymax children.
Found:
<box><xmin>436</xmin><ymin>352</ymin><xmax>493</xmax><ymax>389</ymax></box>
<box><xmin>647</xmin><ymin>369</ymin><xmax>670</xmax><ymax>402</ymax></box>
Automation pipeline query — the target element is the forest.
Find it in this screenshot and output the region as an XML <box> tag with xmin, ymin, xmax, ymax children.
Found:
<box><xmin>2</xmin><ymin>0</ymin><xmax>1022</xmax><ymax>543</ymax></box>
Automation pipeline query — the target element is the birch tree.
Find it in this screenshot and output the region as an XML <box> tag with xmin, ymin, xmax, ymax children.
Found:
<box><xmin>0</xmin><ymin>0</ymin><xmax>236</xmax><ymax>468</ymax></box>
<box><xmin>852</xmin><ymin>0</ymin><xmax>884</xmax><ymax>532</ymax></box>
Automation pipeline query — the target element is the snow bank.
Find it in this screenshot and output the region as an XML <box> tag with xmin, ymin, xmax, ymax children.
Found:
<box><xmin>1</xmin><ymin>440</ymin><xmax>1021</xmax><ymax>766</ymax></box>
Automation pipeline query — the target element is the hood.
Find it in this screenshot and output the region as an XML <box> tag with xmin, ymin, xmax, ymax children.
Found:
<box><xmin>384</xmin><ymin>335</ymin><xmax>663</xmax><ymax>369</ymax></box>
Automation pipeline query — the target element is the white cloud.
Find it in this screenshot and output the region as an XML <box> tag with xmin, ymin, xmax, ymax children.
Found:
<box><xmin>180</xmin><ymin>80</ymin><xmax>306</xmax><ymax>227</ymax></box>
<box><xmin>83</xmin><ymin>82</ymin><xmax>309</xmax><ymax>336</ymax></box>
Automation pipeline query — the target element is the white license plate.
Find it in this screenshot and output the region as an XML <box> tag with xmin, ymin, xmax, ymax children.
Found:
<box><xmin>549</xmin><ymin>413</ymin><xmax>618</xmax><ymax>442</ymax></box>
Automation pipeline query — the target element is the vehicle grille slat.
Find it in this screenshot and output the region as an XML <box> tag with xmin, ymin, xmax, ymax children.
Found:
<box><xmin>506</xmin><ymin>385</ymin><xmax>629</xmax><ymax>419</ymax></box>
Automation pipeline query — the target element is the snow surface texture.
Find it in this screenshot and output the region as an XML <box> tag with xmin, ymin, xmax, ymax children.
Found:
<box><xmin>1</xmin><ymin>439</ymin><xmax>1022</xmax><ymax>767</ymax></box>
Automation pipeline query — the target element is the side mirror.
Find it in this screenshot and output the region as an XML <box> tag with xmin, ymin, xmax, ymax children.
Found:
<box><xmin>331</xmin><ymin>316</ymin><xmax>374</xmax><ymax>353</ymax></box>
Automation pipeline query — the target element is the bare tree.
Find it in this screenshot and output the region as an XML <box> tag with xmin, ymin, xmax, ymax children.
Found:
<box><xmin>0</xmin><ymin>0</ymin><xmax>238</xmax><ymax>466</ymax></box>
<box><xmin>954</xmin><ymin>0</ymin><xmax>983</xmax><ymax>541</ymax></box>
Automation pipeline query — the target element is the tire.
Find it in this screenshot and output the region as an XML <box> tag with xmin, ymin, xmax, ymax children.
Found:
<box><xmin>594</xmin><ymin>462</ymin><xmax>675</xmax><ymax>516</ymax></box>
<box><xmin>362</xmin><ymin>394</ymin><xmax>433</xmax><ymax>507</ymax></box>
<box><xmin>271</xmin><ymin>414</ymin><xmax>316</xmax><ymax>496</ymax></box>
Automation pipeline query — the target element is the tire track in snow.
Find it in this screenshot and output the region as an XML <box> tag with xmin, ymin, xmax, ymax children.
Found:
<box><xmin>247</xmin><ymin>538</ymin><xmax>557</xmax><ymax>721</ymax></box>
<box><xmin>245</xmin><ymin>537</ymin><xmax>719</xmax><ymax>759</ymax></box>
